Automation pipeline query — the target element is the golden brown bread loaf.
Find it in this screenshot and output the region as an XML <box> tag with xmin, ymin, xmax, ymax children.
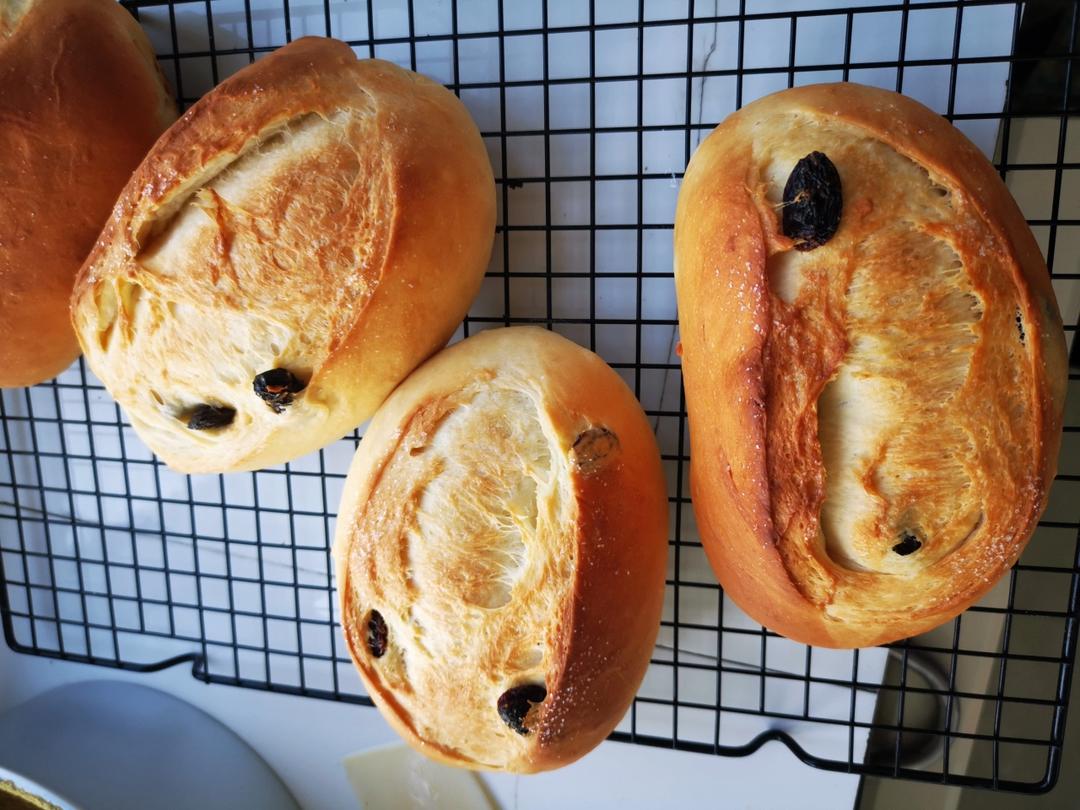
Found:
<box><xmin>71</xmin><ymin>37</ymin><xmax>495</xmax><ymax>473</ymax></box>
<box><xmin>333</xmin><ymin>327</ymin><xmax>669</xmax><ymax>772</ymax></box>
<box><xmin>674</xmin><ymin>83</ymin><xmax>1067</xmax><ymax>649</ymax></box>
<box><xmin>0</xmin><ymin>0</ymin><xmax>174</xmax><ymax>387</ymax></box>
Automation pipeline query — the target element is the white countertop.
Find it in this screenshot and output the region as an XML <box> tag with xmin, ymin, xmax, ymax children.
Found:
<box><xmin>0</xmin><ymin>642</ymin><xmax>862</xmax><ymax>810</ymax></box>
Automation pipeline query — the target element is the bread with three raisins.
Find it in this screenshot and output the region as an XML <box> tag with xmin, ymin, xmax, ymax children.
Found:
<box><xmin>332</xmin><ymin>326</ymin><xmax>669</xmax><ymax>772</ymax></box>
<box><xmin>0</xmin><ymin>0</ymin><xmax>174</xmax><ymax>387</ymax></box>
<box><xmin>70</xmin><ymin>37</ymin><xmax>495</xmax><ymax>472</ymax></box>
<box><xmin>674</xmin><ymin>83</ymin><xmax>1067</xmax><ymax>648</ymax></box>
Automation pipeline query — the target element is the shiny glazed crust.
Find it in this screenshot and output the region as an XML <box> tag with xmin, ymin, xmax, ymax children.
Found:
<box><xmin>333</xmin><ymin>327</ymin><xmax>669</xmax><ymax>772</ymax></box>
<box><xmin>71</xmin><ymin>37</ymin><xmax>495</xmax><ymax>473</ymax></box>
<box><xmin>674</xmin><ymin>83</ymin><xmax>1067</xmax><ymax>648</ymax></box>
<box><xmin>0</xmin><ymin>0</ymin><xmax>175</xmax><ymax>387</ymax></box>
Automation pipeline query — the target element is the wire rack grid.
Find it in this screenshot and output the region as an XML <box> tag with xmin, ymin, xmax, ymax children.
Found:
<box><xmin>1</xmin><ymin>0</ymin><xmax>1079</xmax><ymax>795</ymax></box>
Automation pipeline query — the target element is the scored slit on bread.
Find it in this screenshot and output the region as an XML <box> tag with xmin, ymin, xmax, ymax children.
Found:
<box><xmin>674</xmin><ymin>83</ymin><xmax>1067</xmax><ymax>648</ymax></box>
<box><xmin>71</xmin><ymin>37</ymin><xmax>495</xmax><ymax>473</ymax></box>
<box><xmin>344</xmin><ymin>380</ymin><xmax>575</xmax><ymax>769</ymax></box>
<box><xmin>91</xmin><ymin>109</ymin><xmax>392</xmax><ymax>454</ymax></box>
<box><xmin>334</xmin><ymin>327</ymin><xmax>668</xmax><ymax>772</ymax></box>
<box><xmin>759</xmin><ymin>119</ymin><xmax>1003</xmax><ymax>594</ymax></box>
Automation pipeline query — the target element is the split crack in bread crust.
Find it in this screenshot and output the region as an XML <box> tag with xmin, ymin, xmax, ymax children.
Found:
<box><xmin>70</xmin><ymin>36</ymin><xmax>495</xmax><ymax>473</ymax></box>
<box><xmin>332</xmin><ymin>327</ymin><xmax>669</xmax><ymax>772</ymax></box>
<box><xmin>0</xmin><ymin>0</ymin><xmax>175</xmax><ymax>387</ymax></box>
<box><xmin>674</xmin><ymin>83</ymin><xmax>1067</xmax><ymax>649</ymax></box>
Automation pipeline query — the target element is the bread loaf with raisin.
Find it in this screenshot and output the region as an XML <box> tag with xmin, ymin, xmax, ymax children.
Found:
<box><xmin>1</xmin><ymin>0</ymin><xmax>174</xmax><ymax>387</ymax></box>
<box><xmin>674</xmin><ymin>83</ymin><xmax>1067</xmax><ymax>648</ymax></box>
<box><xmin>333</xmin><ymin>327</ymin><xmax>669</xmax><ymax>772</ymax></box>
<box><xmin>71</xmin><ymin>37</ymin><xmax>495</xmax><ymax>473</ymax></box>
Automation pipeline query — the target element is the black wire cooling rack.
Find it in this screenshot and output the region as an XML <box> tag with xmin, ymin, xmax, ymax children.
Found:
<box><xmin>1</xmin><ymin>0</ymin><xmax>1079</xmax><ymax>795</ymax></box>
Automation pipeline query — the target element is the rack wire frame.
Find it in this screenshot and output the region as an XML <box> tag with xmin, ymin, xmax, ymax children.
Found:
<box><xmin>0</xmin><ymin>0</ymin><xmax>1078</xmax><ymax>795</ymax></box>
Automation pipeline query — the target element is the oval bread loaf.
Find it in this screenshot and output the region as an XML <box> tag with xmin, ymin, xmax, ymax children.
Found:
<box><xmin>71</xmin><ymin>37</ymin><xmax>495</xmax><ymax>473</ymax></box>
<box><xmin>333</xmin><ymin>327</ymin><xmax>669</xmax><ymax>772</ymax></box>
<box><xmin>674</xmin><ymin>83</ymin><xmax>1067</xmax><ymax>649</ymax></box>
<box><xmin>0</xmin><ymin>0</ymin><xmax>175</xmax><ymax>387</ymax></box>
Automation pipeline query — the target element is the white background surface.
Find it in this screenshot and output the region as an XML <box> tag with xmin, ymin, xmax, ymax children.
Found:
<box><xmin>0</xmin><ymin>643</ymin><xmax>865</xmax><ymax>810</ymax></box>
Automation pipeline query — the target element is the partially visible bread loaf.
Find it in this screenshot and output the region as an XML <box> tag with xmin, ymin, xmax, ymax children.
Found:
<box><xmin>333</xmin><ymin>327</ymin><xmax>668</xmax><ymax>772</ymax></box>
<box><xmin>674</xmin><ymin>83</ymin><xmax>1067</xmax><ymax>649</ymax></box>
<box><xmin>71</xmin><ymin>37</ymin><xmax>495</xmax><ymax>473</ymax></box>
<box><xmin>0</xmin><ymin>0</ymin><xmax>174</xmax><ymax>387</ymax></box>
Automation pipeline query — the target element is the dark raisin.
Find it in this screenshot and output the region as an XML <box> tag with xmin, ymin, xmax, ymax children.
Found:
<box><xmin>892</xmin><ymin>532</ymin><xmax>923</xmax><ymax>556</ymax></box>
<box><xmin>571</xmin><ymin>426</ymin><xmax>620</xmax><ymax>474</ymax></box>
<box><xmin>1015</xmin><ymin>309</ymin><xmax>1026</xmax><ymax>345</ymax></box>
<box><xmin>782</xmin><ymin>151</ymin><xmax>843</xmax><ymax>251</ymax></box>
<box><xmin>253</xmin><ymin>368</ymin><xmax>307</xmax><ymax>414</ymax></box>
<box><xmin>497</xmin><ymin>683</ymin><xmax>547</xmax><ymax>735</ymax></box>
<box><xmin>366</xmin><ymin>610</ymin><xmax>388</xmax><ymax>658</ymax></box>
<box><xmin>186</xmin><ymin>405</ymin><xmax>235</xmax><ymax>430</ymax></box>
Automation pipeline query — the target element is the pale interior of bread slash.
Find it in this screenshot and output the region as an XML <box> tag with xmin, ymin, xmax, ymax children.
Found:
<box><xmin>93</xmin><ymin>110</ymin><xmax>384</xmax><ymax>455</ymax></box>
<box><xmin>0</xmin><ymin>0</ymin><xmax>33</xmax><ymax>33</ymax></box>
<box><xmin>758</xmin><ymin>117</ymin><xmax>1028</xmax><ymax>584</ymax></box>
<box><xmin>356</xmin><ymin>380</ymin><xmax>576</xmax><ymax>768</ymax></box>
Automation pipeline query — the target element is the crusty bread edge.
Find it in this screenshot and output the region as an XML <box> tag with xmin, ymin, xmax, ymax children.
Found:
<box><xmin>0</xmin><ymin>0</ymin><xmax>175</xmax><ymax>387</ymax></box>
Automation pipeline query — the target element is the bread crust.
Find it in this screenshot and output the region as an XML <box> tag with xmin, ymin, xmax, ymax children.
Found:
<box><xmin>332</xmin><ymin>327</ymin><xmax>668</xmax><ymax>772</ymax></box>
<box><xmin>674</xmin><ymin>83</ymin><xmax>1066</xmax><ymax>648</ymax></box>
<box><xmin>71</xmin><ymin>37</ymin><xmax>495</xmax><ymax>472</ymax></box>
<box><xmin>0</xmin><ymin>0</ymin><xmax>174</xmax><ymax>387</ymax></box>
